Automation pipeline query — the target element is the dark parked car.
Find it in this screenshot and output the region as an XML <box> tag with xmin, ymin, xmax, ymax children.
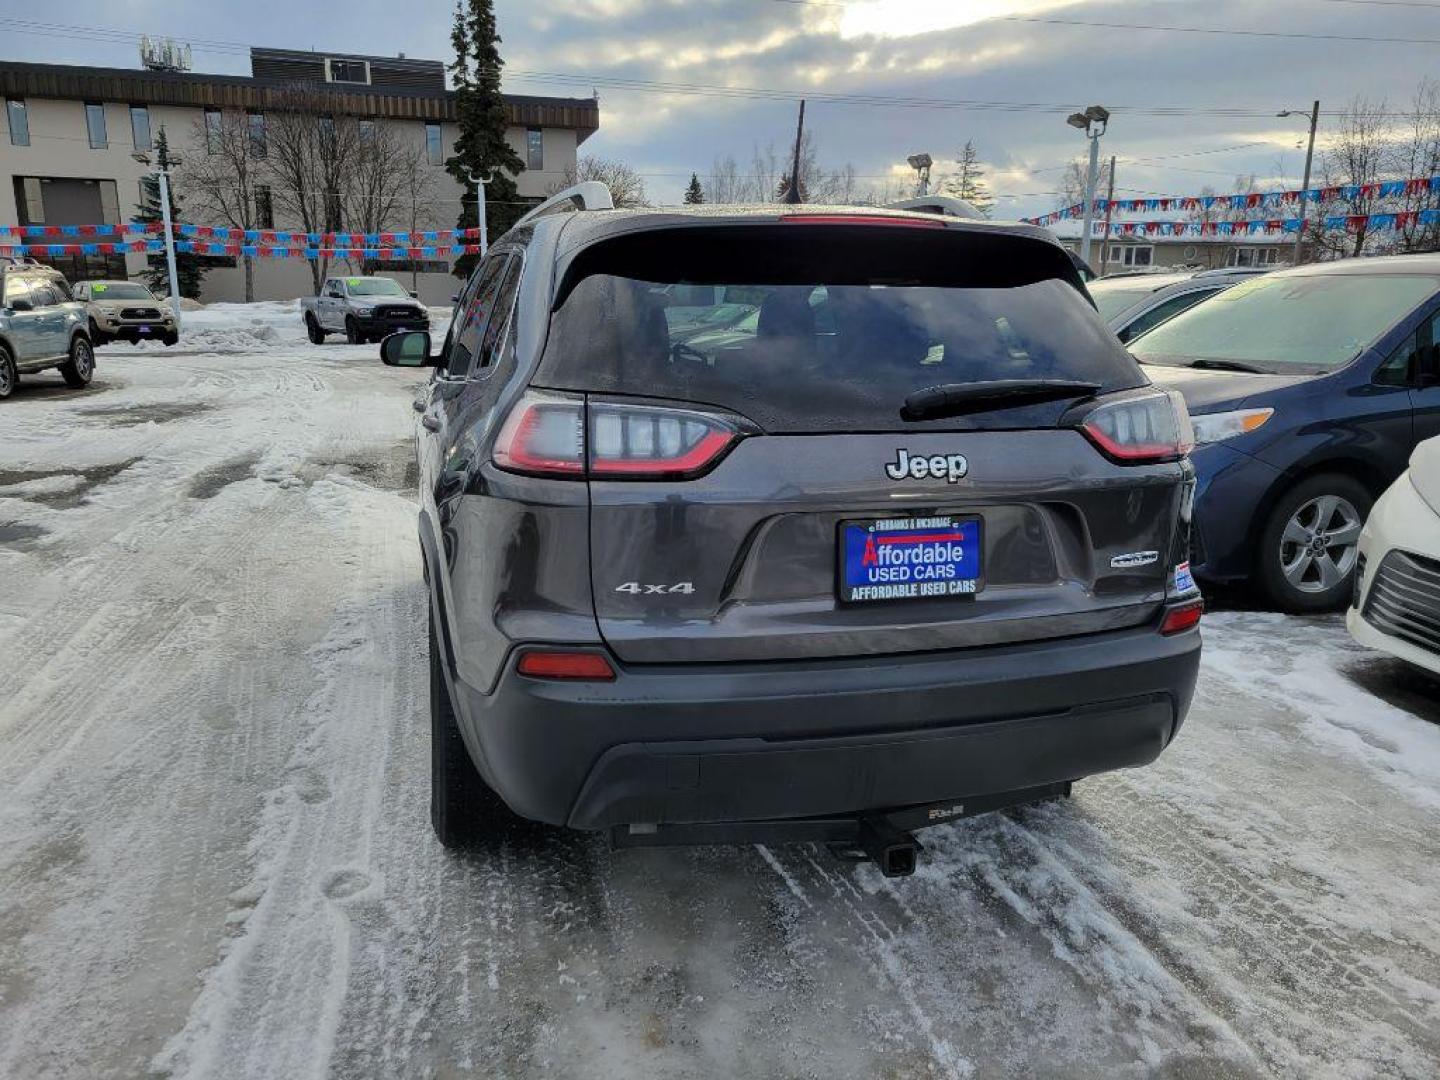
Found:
<box><xmin>1090</xmin><ymin>267</ymin><xmax>1268</xmax><ymax>344</ymax></box>
<box><xmin>380</xmin><ymin>190</ymin><xmax>1203</xmax><ymax>875</ymax></box>
<box><xmin>1133</xmin><ymin>256</ymin><xmax>1440</xmax><ymax>612</ymax></box>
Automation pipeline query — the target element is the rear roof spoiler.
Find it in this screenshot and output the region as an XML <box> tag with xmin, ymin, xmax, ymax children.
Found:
<box><xmin>515</xmin><ymin>181</ymin><xmax>615</xmax><ymax>229</ymax></box>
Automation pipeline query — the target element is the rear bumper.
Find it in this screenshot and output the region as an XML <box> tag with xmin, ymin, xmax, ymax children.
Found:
<box><xmin>454</xmin><ymin>619</ymin><xmax>1202</xmax><ymax>830</ymax></box>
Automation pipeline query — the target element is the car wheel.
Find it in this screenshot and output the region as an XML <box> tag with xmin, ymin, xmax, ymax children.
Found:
<box><xmin>0</xmin><ymin>345</ymin><xmax>16</xmax><ymax>400</ymax></box>
<box><xmin>88</xmin><ymin>319</ymin><xmax>109</xmax><ymax>346</ymax></box>
<box><xmin>345</xmin><ymin>316</ymin><xmax>361</xmax><ymax>345</ymax></box>
<box><xmin>305</xmin><ymin>314</ymin><xmax>326</xmax><ymax>345</ymax></box>
<box><xmin>430</xmin><ymin>602</ymin><xmax>508</xmax><ymax>848</ymax></box>
<box><xmin>59</xmin><ymin>336</ymin><xmax>95</xmax><ymax>389</ymax></box>
<box><xmin>1256</xmin><ymin>473</ymin><xmax>1372</xmax><ymax>613</ymax></box>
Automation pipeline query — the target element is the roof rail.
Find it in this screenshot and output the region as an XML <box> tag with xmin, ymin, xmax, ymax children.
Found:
<box><xmin>514</xmin><ymin>181</ymin><xmax>614</xmax><ymax>229</ymax></box>
<box><xmin>883</xmin><ymin>195</ymin><xmax>985</xmax><ymax>220</ymax></box>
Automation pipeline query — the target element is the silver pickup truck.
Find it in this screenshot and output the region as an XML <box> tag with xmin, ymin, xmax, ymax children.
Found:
<box><xmin>300</xmin><ymin>275</ymin><xmax>430</xmax><ymax>345</ymax></box>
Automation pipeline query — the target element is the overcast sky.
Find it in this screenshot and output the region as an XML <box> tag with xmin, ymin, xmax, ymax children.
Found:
<box><xmin>8</xmin><ymin>0</ymin><xmax>1440</xmax><ymax>214</ymax></box>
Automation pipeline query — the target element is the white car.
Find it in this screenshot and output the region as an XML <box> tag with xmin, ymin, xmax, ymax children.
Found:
<box><xmin>1348</xmin><ymin>436</ymin><xmax>1440</xmax><ymax>677</ymax></box>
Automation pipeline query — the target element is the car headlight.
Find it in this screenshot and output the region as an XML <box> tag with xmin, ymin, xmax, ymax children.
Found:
<box><xmin>353</xmin><ymin>305</ymin><xmax>375</xmax><ymax>316</ymax></box>
<box><xmin>1190</xmin><ymin>407</ymin><xmax>1274</xmax><ymax>446</ymax></box>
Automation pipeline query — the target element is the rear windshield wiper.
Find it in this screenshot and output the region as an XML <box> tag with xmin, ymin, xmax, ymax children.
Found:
<box><xmin>901</xmin><ymin>379</ymin><xmax>1101</xmax><ymax>421</ymax></box>
<box><xmin>1185</xmin><ymin>358</ymin><xmax>1265</xmax><ymax>374</ymax></box>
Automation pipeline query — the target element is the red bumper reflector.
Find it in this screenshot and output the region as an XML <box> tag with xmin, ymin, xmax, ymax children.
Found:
<box><xmin>516</xmin><ymin>649</ymin><xmax>617</xmax><ymax>681</ymax></box>
<box><xmin>1159</xmin><ymin>600</ymin><xmax>1204</xmax><ymax>636</ymax></box>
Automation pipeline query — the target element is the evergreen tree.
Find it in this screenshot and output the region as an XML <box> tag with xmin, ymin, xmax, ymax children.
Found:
<box><xmin>683</xmin><ymin>173</ymin><xmax>705</xmax><ymax>204</ymax></box>
<box><xmin>132</xmin><ymin>127</ymin><xmax>207</xmax><ymax>299</ymax></box>
<box><xmin>446</xmin><ymin>0</ymin><xmax>526</xmax><ymax>279</ymax></box>
<box><xmin>943</xmin><ymin>140</ymin><xmax>994</xmax><ymax>216</ymax></box>
<box><xmin>775</xmin><ymin>174</ymin><xmax>807</xmax><ymax>203</ymax></box>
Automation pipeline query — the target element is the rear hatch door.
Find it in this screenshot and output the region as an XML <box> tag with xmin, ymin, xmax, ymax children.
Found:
<box><xmin>535</xmin><ymin>218</ymin><xmax>1189</xmax><ymax>663</ymax></box>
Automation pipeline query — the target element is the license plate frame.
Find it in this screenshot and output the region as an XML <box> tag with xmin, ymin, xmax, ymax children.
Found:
<box><xmin>837</xmin><ymin>514</ymin><xmax>985</xmax><ymax>604</ymax></box>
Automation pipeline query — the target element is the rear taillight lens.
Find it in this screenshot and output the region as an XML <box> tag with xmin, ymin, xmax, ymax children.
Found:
<box><xmin>1080</xmin><ymin>389</ymin><xmax>1195</xmax><ymax>464</ymax></box>
<box><xmin>493</xmin><ymin>392</ymin><xmax>586</xmax><ymax>476</ymax></box>
<box><xmin>1160</xmin><ymin>599</ymin><xmax>1204</xmax><ymax>636</ymax></box>
<box><xmin>494</xmin><ymin>391</ymin><xmax>741</xmax><ymax>480</ymax></box>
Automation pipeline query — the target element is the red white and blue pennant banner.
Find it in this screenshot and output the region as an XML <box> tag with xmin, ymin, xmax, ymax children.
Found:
<box><xmin>0</xmin><ymin>224</ymin><xmax>485</xmax><ymax>244</ymax></box>
<box><xmin>0</xmin><ymin>240</ymin><xmax>486</xmax><ymax>258</ymax></box>
<box><xmin>1024</xmin><ymin>175</ymin><xmax>1440</xmax><ymax>227</ymax></box>
<box><xmin>1054</xmin><ymin>209</ymin><xmax>1440</xmax><ymax>238</ymax></box>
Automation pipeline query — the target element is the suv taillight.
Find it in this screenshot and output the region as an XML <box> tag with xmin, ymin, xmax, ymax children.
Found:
<box><xmin>493</xmin><ymin>391</ymin><xmax>742</xmax><ymax>480</ymax></box>
<box><xmin>1079</xmin><ymin>389</ymin><xmax>1195</xmax><ymax>464</ymax></box>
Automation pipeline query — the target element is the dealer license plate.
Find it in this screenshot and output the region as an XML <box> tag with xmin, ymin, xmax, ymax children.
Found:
<box><xmin>839</xmin><ymin>515</ymin><xmax>983</xmax><ymax>603</ymax></box>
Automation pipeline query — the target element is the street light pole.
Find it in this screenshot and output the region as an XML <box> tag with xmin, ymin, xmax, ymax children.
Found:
<box><xmin>462</xmin><ymin>168</ymin><xmax>495</xmax><ymax>257</ymax></box>
<box><xmin>157</xmin><ymin>168</ymin><xmax>181</xmax><ymax>334</ymax></box>
<box><xmin>1068</xmin><ymin>106</ymin><xmax>1109</xmax><ymax>269</ymax></box>
<box><xmin>1292</xmin><ymin>100</ymin><xmax>1320</xmax><ymax>265</ymax></box>
<box><xmin>133</xmin><ymin>141</ymin><xmax>181</xmax><ymax>334</ymax></box>
<box><xmin>1099</xmin><ymin>155</ymin><xmax>1117</xmax><ymax>276</ymax></box>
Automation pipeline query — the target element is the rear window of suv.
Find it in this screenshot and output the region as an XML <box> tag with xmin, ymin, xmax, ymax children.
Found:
<box><xmin>535</xmin><ymin>223</ymin><xmax>1143</xmax><ymax>432</ymax></box>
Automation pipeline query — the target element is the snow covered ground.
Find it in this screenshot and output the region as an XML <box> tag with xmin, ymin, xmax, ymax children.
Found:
<box><xmin>1</xmin><ymin>303</ymin><xmax>1438</xmax><ymax>1079</ymax></box>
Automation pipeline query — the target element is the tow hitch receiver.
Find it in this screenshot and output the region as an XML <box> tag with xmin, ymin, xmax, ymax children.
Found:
<box><xmin>851</xmin><ymin>815</ymin><xmax>922</xmax><ymax>878</ymax></box>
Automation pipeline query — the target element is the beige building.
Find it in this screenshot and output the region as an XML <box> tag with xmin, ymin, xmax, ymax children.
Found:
<box><xmin>1049</xmin><ymin>222</ymin><xmax>1289</xmax><ymax>275</ymax></box>
<box><xmin>0</xmin><ymin>48</ymin><xmax>599</xmax><ymax>304</ymax></box>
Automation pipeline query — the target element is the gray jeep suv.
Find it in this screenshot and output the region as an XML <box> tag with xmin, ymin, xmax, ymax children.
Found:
<box><xmin>381</xmin><ymin>201</ymin><xmax>1203</xmax><ymax>875</ymax></box>
<box><xmin>0</xmin><ymin>259</ymin><xmax>95</xmax><ymax>400</ymax></box>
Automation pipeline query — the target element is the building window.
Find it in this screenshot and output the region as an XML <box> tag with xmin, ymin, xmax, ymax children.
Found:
<box><xmin>130</xmin><ymin>105</ymin><xmax>152</xmax><ymax>151</ymax></box>
<box><xmin>1227</xmin><ymin>246</ymin><xmax>1281</xmax><ymax>268</ymax></box>
<box><xmin>255</xmin><ymin>185</ymin><xmax>274</xmax><ymax>229</ymax></box>
<box><xmin>85</xmin><ymin>102</ymin><xmax>107</xmax><ymax>149</ymax></box>
<box><xmin>6</xmin><ymin>99</ymin><xmax>29</xmax><ymax>146</ymax></box>
<box><xmin>204</xmin><ymin>107</ymin><xmax>223</xmax><ymax>153</ymax></box>
<box><xmin>1108</xmin><ymin>244</ymin><xmax>1153</xmax><ymax>268</ymax></box>
<box><xmin>526</xmin><ymin>127</ymin><xmax>543</xmax><ymax>171</ymax></box>
<box><xmin>425</xmin><ymin>123</ymin><xmax>442</xmax><ymax>165</ymax></box>
<box><xmin>358</xmin><ymin>118</ymin><xmax>376</xmax><ymax>143</ymax></box>
<box><xmin>14</xmin><ymin>177</ymin><xmax>44</xmax><ymax>224</ymax></box>
<box><xmin>247</xmin><ymin>112</ymin><xmax>266</xmax><ymax>158</ymax></box>
<box><xmin>327</xmin><ymin>58</ymin><xmax>370</xmax><ymax>84</ymax></box>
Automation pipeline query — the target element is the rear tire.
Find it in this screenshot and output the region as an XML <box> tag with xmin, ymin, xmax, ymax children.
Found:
<box><xmin>0</xmin><ymin>345</ymin><xmax>16</xmax><ymax>400</ymax></box>
<box><xmin>59</xmin><ymin>336</ymin><xmax>94</xmax><ymax>389</ymax></box>
<box><xmin>305</xmin><ymin>314</ymin><xmax>326</xmax><ymax>345</ymax></box>
<box><xmin>345</xmin><ymin>316</ymin><xmax>362</xmax><ymax>345</ymax></box>
<box><xmin>430</xmin><ymin>602</ymin><xmax>508</xmax><ymax>848</ymax></box>
<box><xmin>1255</xmin><ymin>473</ymin><xmax>1372</xmax><ymax>613</ymax></box>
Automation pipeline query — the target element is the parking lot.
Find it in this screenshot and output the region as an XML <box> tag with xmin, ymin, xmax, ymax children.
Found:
<box><xmin>1</xmin><ymin>306</ymin><xmax>1439</xmax><ymax>1079</ymax></box>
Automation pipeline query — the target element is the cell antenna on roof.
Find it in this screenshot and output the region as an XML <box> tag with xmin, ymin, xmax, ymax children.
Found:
<box><xmin>139</xmin><ymin>35</ymin><xmax>192</xmax><ymax>72</ymax></box>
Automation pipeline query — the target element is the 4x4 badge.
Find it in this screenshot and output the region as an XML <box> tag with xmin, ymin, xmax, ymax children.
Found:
<box><xmin>884</xmin><ymin>448</ymin><xmax>968</xmax><ymax>483</ymax></box>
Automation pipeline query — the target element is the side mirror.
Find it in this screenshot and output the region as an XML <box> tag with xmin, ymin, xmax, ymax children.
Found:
<box><xmin>409</xmin><ymin>290</ymin><xmax>419</xmax><ymax>299</ymax></box>
<box><xmin>8</xmin><ymin>298</ymin><xmax>32</xmax><ymax>312</ymax></box>
<box><xmin>380</xmin><ymin>330</ymin><xmax>436</xmax><ymax>367</ymax></box>
<box><xmin>326</xmin><ymin>290</ymin><xmax>342</xmax><ymax>299</ymax></box>
<box><xmin>449</xmin><ymin>293</ymin><xmax>459</xmax><ymax>304</ymax></box>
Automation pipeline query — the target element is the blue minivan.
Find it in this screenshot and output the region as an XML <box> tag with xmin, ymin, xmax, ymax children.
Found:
<box><xmin>1131</xmin><ymin>255</ymin><xmax>1440</xmax><ymax>611</ymax></box>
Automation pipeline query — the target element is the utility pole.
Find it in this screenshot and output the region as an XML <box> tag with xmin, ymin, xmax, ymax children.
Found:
<box><xmin>782</xmin><ymin>100</ymin><xmax>806</xmax><ymax>205</ymax></box>
<box><xmin>1294</xmin><ymin>100</ymin><xmax>1320</xmax><ymax>265</ymax></box>
<box><xmin>1099</xmin><ymin>155</ymin><xmax>1117</xmax><ymax>276</ymax></box>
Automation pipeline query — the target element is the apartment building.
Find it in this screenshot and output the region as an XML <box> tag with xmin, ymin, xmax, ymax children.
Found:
<box><xmin>0</xmin><ymin>47</ymin><xmax>599</xmax><ymax>303</ymax></box>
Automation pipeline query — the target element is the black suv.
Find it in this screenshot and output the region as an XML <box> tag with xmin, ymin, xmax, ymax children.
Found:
<box><xmin>382</xmin><ymin>197</ymin><xmax>1203</xmax><ymax>875</ymax></box>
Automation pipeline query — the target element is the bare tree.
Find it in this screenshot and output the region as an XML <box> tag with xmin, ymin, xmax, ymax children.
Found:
<box><xmin>344</xmin><ymin>122</ymin><xmax>434</xmax><ymax>275</ymax></box>
<box><xmin>1390</xmin><ymin>79</ymin><xmax>1440</xmax><ymax>253</ymax></box>
<box><xmin>264</xmin><ymin>85</ymin><xmax>363</xmax><ymax>292</ymax></box>
<box><xmin>1058</xmin><ymin>157</ymin><xmax>1112</xmax><ymax>211</ymax></box>
<box><xmin>552</xmin><ymin>156</ymin><xmax>648</xmax><ymax>207</ymax></box>
<box><xmin>179</xmin><ymin>109</ymin><xmax>262</xmax><ymax>302</ymax></box>
<box><xmin>1314</xmin><ymin>96</ymin><xmax>1391</xmax><ymax>259</ymax></box>
<box><xmin>708</xmin><ymin>155</ymin><xmax>749</xmax><ymax>204</ymax></box>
